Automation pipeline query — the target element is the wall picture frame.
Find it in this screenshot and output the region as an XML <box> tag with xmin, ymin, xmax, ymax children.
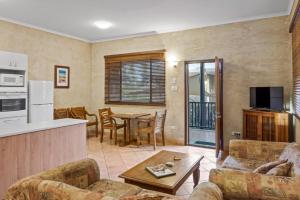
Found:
<box><xmin>54</xmin><ymin>65</ymin><xmax>70</xmax><ymax>88</ymax></box>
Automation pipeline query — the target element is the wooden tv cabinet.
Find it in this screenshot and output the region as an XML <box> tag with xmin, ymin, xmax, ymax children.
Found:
<box><xmin>243</xmin><ymin>109</ymin><xmax>292</xmax><ymax>142</ymax></box>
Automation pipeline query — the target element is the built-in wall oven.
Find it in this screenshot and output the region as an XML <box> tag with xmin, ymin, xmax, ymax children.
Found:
<box><xmin>0</xmin><ymin>92</ymin><xmax>27</xmax><ymax>124</ymax></box>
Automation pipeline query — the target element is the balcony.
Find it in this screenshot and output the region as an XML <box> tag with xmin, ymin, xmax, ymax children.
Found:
<box><xmin>189</xmin><ymin>102</ymin><xmax>216</xmax><ymax>130</ymax></box>
<box><xmin>188</xmin><ymin>102</ymin><xmax>216</xmax><ymax>147</ymax></box>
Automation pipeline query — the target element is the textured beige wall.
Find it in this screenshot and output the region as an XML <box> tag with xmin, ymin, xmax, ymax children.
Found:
<box><xmin>0</xmin><ymin>20</ymin><xmax>92</xmax><ymax>108</ymax></box>
<box><xmin>0</xmin><ymin>16</ymin><xmax>292</xmax><ymax>147</ymax></box>
<box><xmin>91</xmin><ymin>16</ymin><xmax>292</xmax><ymax>147</ymax></box>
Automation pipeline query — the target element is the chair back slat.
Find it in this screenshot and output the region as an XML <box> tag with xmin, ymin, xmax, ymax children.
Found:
<box><xmin>54</xmin><ymin>108</ymin><xmax>69</xmax><ymax>119</ymax></box>
<box><xmin>98</xmin><ymin>108</ymin><xmax>113</xmax><ymax>126</ymax></box>
<box><xmin>154</xmin><ymin>110</ymin><xmax>167</xmax><ymax>134</ymax></box>
<box><xmin>70</xmin><ymin>107</ymin><xmax>87</xmax><ymax>119</ymax></box>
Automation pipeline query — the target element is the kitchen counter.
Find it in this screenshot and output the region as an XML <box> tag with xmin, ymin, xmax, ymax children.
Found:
<box><xmin>0</xmin><ymin>118</ymin><xmax>87</xmax><ymax>138</ymax></box>
<box><xmin>0</xmin><ymin>118</ymin><xmax>87</xmax><ymax>199</ymax></box>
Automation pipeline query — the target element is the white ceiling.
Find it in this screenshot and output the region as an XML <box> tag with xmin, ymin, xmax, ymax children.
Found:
<box><xmin>0</xmin><ymin>0</ymin><xmax>294</xmax><ymax>42</ymax></box>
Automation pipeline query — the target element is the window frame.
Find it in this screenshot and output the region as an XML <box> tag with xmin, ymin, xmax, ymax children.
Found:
<box><xmin>104</xmin><ymin>50</ymin><xmax>166</xmax><ymax>106</ymax></box>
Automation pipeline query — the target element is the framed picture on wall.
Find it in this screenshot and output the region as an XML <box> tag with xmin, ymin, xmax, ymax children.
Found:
<box><xmin>54</xmin><ymin>65</ymin><xmax>70</xmax><ymax>88</ymax></box>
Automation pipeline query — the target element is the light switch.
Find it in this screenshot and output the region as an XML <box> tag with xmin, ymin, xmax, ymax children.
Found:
<box><xmin>171</xmin><ymin>85</ymin><xmax>178</xmax><ymax>91</ymax></box>
<box><xmin>172</xmin><ymin>77</ymin><xmax>177</xmax><ymax>84</ymax></box>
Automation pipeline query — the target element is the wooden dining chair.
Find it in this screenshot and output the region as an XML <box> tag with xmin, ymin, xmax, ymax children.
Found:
<box><xmin>98</xmin><ymin>108</ymin><xmax>126</xmax><ymax>145</ymax></box>
<box><xmin>136</xmin><ymin>109</ymin><xmax>167</xmax><ymax>150</ymax></box>
<box><xmin>70</xmin><ymin>106</ymin><xmax>99</xmax><ymax>137</ymax></box>
<box><xmin>54</xmin><ymin>108</ymin><xmax>70</xmax><ymax>119</ymax></box>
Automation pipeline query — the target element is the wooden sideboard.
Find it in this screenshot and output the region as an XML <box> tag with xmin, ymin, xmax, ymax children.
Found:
<box><xmin>243</xmin><ymin>109</ymin><xmax>292</xmax><ymax>142</ymax></box>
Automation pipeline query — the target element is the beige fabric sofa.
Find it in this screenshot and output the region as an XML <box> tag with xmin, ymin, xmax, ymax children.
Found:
<box><xmin>209</xmin><ymin>140</ymin><xmax>300</xmax><ymax>200</ymax></box>
<box><xmin>5</xmin><ymin>158</ymin><xmax>226</xmax><ymax>200</ymax></box>
<box><xmin>5</xmin><ymin>159</ymin><xmax>177</xmax><ymax>200</ymax></box>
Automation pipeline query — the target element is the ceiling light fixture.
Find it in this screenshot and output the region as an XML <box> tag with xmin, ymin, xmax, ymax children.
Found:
<box><xmin>94</xmin><ymin>21</ymin><xmax>113</xmax><ymax>29</ymax></box>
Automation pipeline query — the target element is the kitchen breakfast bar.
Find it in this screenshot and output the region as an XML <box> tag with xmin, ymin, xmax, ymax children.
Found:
<box><xmin>0</xmin><ymin>118</ymin><xmax>87</xmax><ymax>199</ymax></box>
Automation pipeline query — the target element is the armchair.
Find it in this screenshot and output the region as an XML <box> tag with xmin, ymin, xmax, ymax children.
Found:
<box><xmin>209</xmin><ymin>140</ymin><xmax>300</xmax><ymax>200</ymax></box>
<box><xmin>5</xmin><ymin>159</ymin><xmax>141</xmax><ymax>200</ymax></box>
<box><xmin>5</xmin><ymin>159</ymin><xmax>177</xmax><ymax>200</ymax></box>
<box><xmin>98</xmin><ymin>108</ymin><xmax>126</xmax><ymax>145</ymax></box>
<box><xmin>70</xmin><ymin>106</ymin><xmax>98</xmax><ymax>137</ymax></box>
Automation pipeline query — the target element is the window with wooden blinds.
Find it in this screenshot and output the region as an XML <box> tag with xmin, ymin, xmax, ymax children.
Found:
<box><xmin>105</xmin><ymin>50</ymin><xmax>166</xmax><ymax>105</ymax></box>
<box><xmin>291</xmin><ymin>1</ymin><xmax>300</xmax><ymax>118</ymax></box>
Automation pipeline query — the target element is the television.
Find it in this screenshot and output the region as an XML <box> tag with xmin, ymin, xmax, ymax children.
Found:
<box><xmin>250</xmin><ymin>87</ymin><xmax>284</xmax><ymax>111</ymax></box>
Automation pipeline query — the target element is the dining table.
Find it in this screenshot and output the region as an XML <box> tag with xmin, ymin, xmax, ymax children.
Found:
<box><xmin>111</xmin><ymin>113</ymin><xmax>151</xmax><ymax>145</ymax></box>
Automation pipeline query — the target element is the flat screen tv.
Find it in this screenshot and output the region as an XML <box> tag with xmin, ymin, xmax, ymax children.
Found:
<box><xmin>250</xmin><ymin>87</ymin><xmax>284</xmax><ymax>111</ymax></box>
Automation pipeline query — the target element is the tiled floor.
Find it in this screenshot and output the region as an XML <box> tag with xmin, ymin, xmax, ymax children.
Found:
<box><xmin>87</xmin><ymin>136</ymin><xmax>216</xmax><ymax>199</ymax></box>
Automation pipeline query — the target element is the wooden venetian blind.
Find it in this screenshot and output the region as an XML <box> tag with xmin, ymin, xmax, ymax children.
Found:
<box><xmin>291</xmin><ymin>1</ymin><xmax>300</xmax><ymax>117</ymax></box>
<box><xmin>105</xmin><ymin>50</ymin><xmax>166</xmax><ymax>105</ymax></box>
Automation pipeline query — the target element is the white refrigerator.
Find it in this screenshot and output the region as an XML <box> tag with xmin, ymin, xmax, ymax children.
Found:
<box><xmin>29</xmin><ymin>80</ymin><xmax>54</xmax><ymax>123</ymax></box>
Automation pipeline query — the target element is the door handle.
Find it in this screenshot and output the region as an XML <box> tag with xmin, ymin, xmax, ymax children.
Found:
<box><xmin>2</xmin><ymin>119</ymin><xmax>19</xmax><ymax>123</ymax></box>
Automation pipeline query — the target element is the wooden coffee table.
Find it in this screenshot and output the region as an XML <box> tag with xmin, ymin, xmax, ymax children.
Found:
<box><xmin>119</xmin><ymin>150</ymin><xmax>204</xmax><ymax>195</ymax></box>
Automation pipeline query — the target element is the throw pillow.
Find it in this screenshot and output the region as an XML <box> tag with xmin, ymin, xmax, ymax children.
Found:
<box><xmin>253</xmin><ymin>159</ymin><xmax>287</xmax><ymax>174</ymax></box>
<box><xmin>266</xmin><ymin>162</ymin><xmax>293</xmax><ymax>176</ymax></box>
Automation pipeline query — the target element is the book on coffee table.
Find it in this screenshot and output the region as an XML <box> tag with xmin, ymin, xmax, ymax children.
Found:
<box><xmin>146</xmin><ymin>164</ymin><xmax>176</xmax><ymax>178</ymax></box>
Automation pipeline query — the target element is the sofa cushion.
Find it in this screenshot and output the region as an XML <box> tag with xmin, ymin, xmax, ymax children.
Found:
<box><xmin>266</xmin><ymin>162</ymin><xmax>293</xmax><ymax>176</ymax></box>
<box><xmin>121</xmin><ymin>190</ymin><xmax>176</xmax><ymax>200</ymax></box>
<box><xmin>222</xmin><ymin>156</ymin><xmax>266</xmax><ymax>171</ymax></box>
<box><xmin>87</xmin><ymin>179</ymin><xmax>142</xmax><ymax>199</ymax></box>
<box><xmin>279</xmin><ymin>143</ymin><xmax>300</xmax><ymax>176</ymax></box>
<box><xmin>5</xmin><ymin>178</ymin><xmax>105</xmax><ymax>200</ymax></box>
<box><xmin>209</xmin><ymin>168</ymin><xmax>300</xmax><ymax>200</ymax></box>
<box><xmin>33</xmin><ymin>158</ymin><xmax>100</xmax><ymax>189</ymax></box>
<box><xmin>229</xmin><ymin>140</ymin><xmax>287</xmax><ymax>162</ymax></box>
<box><xmin>189</xmin><ymin>182</ymin><xmax>223</xmax><ymax>200</ymax></box>
<box><xmin>253</xmin><ymin>159</ymin><xmax>287</xmax><ymax>174</ymax></box>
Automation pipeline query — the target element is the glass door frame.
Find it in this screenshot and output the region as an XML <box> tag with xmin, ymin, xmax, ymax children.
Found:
<box><xmin>184</xmin><ymin>59</ymin><xmax>224</xmax><ymax>149</ymax></box>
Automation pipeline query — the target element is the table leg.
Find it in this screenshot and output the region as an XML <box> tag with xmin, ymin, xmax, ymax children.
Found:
<box><xmin>127</xmin><ymin>119</ymin><xmax>131</xmax><ymax>143</ymax></box>
<box><xmin>193</xmin><ymin>167</ymin><xmax>200</xmax><ymax>188</ymax></box>
<box><xmin>123</xmin><ymin>120</ymin><xmax>127</xmax><ymax>143</ymax></box>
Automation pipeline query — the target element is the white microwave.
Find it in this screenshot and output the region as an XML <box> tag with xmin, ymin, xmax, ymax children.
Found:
<box><xmin>0</xmin><ymin>73</ymin><xmax>24</xmax><ymax>87</ymax></box>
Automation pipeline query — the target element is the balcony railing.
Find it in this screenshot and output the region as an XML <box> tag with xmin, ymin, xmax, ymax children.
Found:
<box><xmin>189</xmin><ymin>102</ymin><xmax>216</xmax><ymax>130</ymax></box>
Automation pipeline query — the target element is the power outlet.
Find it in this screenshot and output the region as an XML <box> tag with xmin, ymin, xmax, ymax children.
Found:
<box><xmin>232</xmin><ymin>131</ymin><xmax>241</xmax><ymax>138</ymax></box>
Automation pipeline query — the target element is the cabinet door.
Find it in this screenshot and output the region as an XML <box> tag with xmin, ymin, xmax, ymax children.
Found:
<box><xmin>261</xmin><ymin>115</ymin><xmax>275</xmax><ymax>141</ymax></box>
<box><xmin>244</xmin><ymin>112</ymin><xmax>259</xmax><ymax>140</ymax></box>
<box><xmin>0</xmin><ymin>51</ymin><xmax>27</xmax><ymax>70</ymax></box>
<box><xmin>275</xmin><ymin>113</ymin><xmax>289</xmax><ymax>142</ymax></box>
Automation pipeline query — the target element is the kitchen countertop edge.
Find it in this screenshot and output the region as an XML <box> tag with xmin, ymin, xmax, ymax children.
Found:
<box><xmin>0</xmin><ymin>118</ymin><xmax>88</xmax><ymax>138</ymax></box>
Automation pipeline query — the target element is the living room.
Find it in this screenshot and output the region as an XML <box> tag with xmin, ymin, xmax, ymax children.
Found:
<box><xmin>0</xmin><ymin>0</ymin><xmax>300</xmax><ymax>199</ymax></box>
